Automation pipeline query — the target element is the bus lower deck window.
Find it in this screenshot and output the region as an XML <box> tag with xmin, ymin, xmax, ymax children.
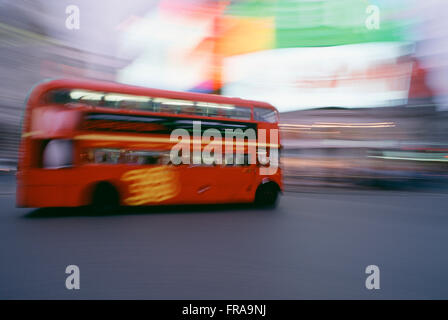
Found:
<box><xmin>42</xmin><ymin>139</ymin><xmax>73</xmax><ymax>169</ymax></box>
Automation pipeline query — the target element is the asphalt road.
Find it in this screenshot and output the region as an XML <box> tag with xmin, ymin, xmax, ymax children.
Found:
<box><xmin>1</xmin><ymin>178</ymin><xmax>448</xmax><ymax>299</ymax></box>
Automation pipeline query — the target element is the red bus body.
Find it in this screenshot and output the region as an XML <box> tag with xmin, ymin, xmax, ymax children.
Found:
<box><xmin>16</xmin><ymin>79</ymin><xmax>282</xmax><ymax>208</ymax></box>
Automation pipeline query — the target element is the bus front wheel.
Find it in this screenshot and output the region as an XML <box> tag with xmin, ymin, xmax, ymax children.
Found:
<box><xmin>254</xmin><ymin>182</ymin><xmax>280</xmax><ymax>208</ymax></box>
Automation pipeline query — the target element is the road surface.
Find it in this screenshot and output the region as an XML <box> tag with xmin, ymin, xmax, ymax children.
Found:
<box><xmin>1</xmin><ymin>176</ymin><xmax>448</xmax><ymax>299</ymax></box>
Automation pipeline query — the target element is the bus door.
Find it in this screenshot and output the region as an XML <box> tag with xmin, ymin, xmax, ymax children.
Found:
<box><xmin>178</xmin><ymin>164</ymin><xmax>228</xmax><ymax>204</ymax></box>
<box><xmin>217</xmin><ymin>153</ymin><xmax>257</xmax><ymax>202</ymax></box>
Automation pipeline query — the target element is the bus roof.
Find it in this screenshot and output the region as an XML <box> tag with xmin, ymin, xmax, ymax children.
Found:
<box><xmin>28</xmin><ymin>78</ymin><xmax>277</xmax><ymax>111</ymax></box>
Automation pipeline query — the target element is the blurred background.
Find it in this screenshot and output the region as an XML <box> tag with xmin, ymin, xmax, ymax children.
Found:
<box><xmin>1</xmin><ymin>0</ymin><xmax>448</xmax><ymax>190</ymax></box>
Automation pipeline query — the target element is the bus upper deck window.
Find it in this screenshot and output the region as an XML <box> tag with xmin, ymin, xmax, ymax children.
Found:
<box><xmin>46</xmin><ymin>90</ymin><xmax>72</xmax><ymax>104</ymax></box>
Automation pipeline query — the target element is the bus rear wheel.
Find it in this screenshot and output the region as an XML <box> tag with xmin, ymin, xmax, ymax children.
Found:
<box><xmin>89</xmin><ymin>182</ymin><xmax>120</xmax><ymax>214</ymax></box>
<box><xmin>254</xmin><ymin>182</ymin><xmax>279</xmax><ymax>208</ymax></box>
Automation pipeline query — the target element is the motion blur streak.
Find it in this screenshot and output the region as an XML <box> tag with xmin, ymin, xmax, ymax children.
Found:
<box><xmin>0</xmin><ymin>0</ymin><xmax>447</xmax><ymax>190</ymax></box>
<box><xmin>1</xmin><ymin>0</ymin><xmax>448</xmax><ymax>300</ymax></box>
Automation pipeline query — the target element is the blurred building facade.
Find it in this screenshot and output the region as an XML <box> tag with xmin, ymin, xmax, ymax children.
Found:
<box><xmin>0</xmin><ymin>0</ymin><xmax>157</xmax><ymax>160</ymax></box>
<box><xmin>280</xmin><ymin>105</ymin><xmax>447</xmax><ymax>184</ymax></box>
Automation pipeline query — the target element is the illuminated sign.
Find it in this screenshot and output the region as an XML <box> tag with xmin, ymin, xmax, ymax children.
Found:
<box><xmin>223</xmin><ymin>43</ymin><xmax>413</xmax><ymax>111</ymax></box>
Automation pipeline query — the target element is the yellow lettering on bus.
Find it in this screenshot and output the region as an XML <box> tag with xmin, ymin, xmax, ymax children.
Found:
<box><xmin>121</xmin><ymin>167</ymin><xmax>180</xmax><ymax>205</ymax></box>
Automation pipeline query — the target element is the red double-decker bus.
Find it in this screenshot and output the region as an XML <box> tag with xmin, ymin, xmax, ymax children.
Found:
<box><xmin>16</xmin><ymin>79</ymin><xmax>282</xmax><ymax>209</ymax></box>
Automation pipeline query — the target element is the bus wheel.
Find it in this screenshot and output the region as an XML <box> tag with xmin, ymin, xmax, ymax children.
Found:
<box><xmin>90</xmin><ymin>182</ymin><xmax>120</xmax><ymax>214</ymax></box>
<box><xmin>254</xmin><ymin>182</ymin><xmax>279</xmax><ymax>208</ymax></box>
